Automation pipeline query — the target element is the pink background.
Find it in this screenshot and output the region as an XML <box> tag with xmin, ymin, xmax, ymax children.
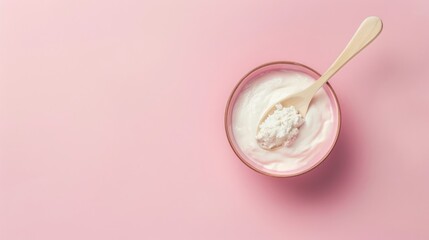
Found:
<box><xmin>1</xmin><ymin>0</ymin><xmax>428</xmax><ymax>239</ymax></box>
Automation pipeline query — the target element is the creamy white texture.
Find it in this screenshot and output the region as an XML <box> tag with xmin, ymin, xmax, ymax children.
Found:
<box><xmin>232</xmin><ymin>70</ymin><xmax>334</xmax><ymax>172</ymax></box>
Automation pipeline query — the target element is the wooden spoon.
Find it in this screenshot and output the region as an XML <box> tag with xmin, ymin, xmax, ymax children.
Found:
<box><xmin>257</xmin><ymin>16</ymin><xmax>383</xmax><ymax>149</ymax></box>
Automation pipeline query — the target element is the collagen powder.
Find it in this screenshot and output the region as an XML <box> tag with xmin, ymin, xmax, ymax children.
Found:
<box><xmin>256</xmin><ymin>104</ymin><xmax>304</xmax><ymax>149</ymax></box>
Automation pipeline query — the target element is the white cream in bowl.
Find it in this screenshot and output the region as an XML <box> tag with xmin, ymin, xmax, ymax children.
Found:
<box><xmin>232</xmin><ymin>70</ymin><xmax>335</xmax><ymax>172</ymax></box>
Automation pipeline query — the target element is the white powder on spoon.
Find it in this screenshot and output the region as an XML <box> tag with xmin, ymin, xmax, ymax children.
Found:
<box><xmin>256</xmin><ymin>104</ymin><xmax>304</xmax><ymax>149</ymax></box>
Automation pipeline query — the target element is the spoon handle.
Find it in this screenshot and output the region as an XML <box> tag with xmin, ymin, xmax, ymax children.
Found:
<box><xmin>308</xmin><ymin>16</ymin><xmax>383</xmax><ymax>94</ymax></box>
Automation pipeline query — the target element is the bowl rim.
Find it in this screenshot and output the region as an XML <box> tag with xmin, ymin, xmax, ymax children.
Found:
<box><xmin>224</xmin><ymin>61</ymin><xmax>342</xmax><ymax>178</ymax></box>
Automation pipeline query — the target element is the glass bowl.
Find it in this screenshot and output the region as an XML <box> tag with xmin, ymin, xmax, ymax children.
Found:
<box><xmin>224</xmin><ymin>61</ymin><xmax>341</xmax><ymax>177</ymax></box>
